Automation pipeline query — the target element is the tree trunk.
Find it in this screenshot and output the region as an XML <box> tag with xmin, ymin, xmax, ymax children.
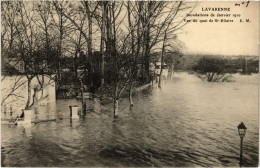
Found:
<box><xmin>113</xmin><ymin>98</ymin><xmax>119</xmax><ymax>118</ymax></box>
<box><xmin>82</xmin><ymin>92</ymin><xmax>87</xmax><ymax>116</ymax></box>
<box><xmin>100</xmin><ymin>2</ymin><xmax>106</xmax><ymax>85</ymax></box>
<box><xmin>129</xmin><ymin>83</ymin><xmax>134</xmax><ymax>107</ymax></box>
<box><xmin>57</xmin><ymin>4</ymin><xmax>63</xmax><ymax>87</ymax></box>
<box><xmin>86</xmin><ymin>2</ymin><xmax>93</xmax><ymax>64</ymax></box>
<box><xmin>111</xmin><ymin>2</ymin><xmax>117</xmax><ymax>57</ymax></box>
<box><xmin>106</xmin><ymin>2</ymin><xmax>111</xmax><ymax>59</ymax></box>
<box><xmin>158</xmin><ymin>33</ymin><xmax>167</xmax><ymax>88</ymax></box>
<box><xmin>127</xmin><ymin>2</ymin><xmax>136</xmax><ymax>79</ymax></box>
<box><xmin>135</xmin><ymin>3</ymin><xmax>141</xmax><ymax>78</ymax></box>
<box><xmin>127</xmin><ymin>2</ymin><xmax>135</xmax><ymax>61</ymax></box>
<box><xmin>74</xmin><ymin>48</ymin><xmax>79</xmax><ymax>79</ymax></box>
<box><xmin>144</xmin><ymin>28</ymin><xmax>150</xmax><ymax>83</ymax></box>
<box><xmin>25</xmin><ymin>78</ymin><xmax>32</xmax><ymax>109</ymax></box>
<box><xmin>74</xmin><ymin>30</ymin><xmax>82</xmax><ymax>80</ymax></box>
<box><xmin>86</xmin><ymin>2</ymin><xmax>94</xmax><ymax>88</ymax></box>
<box><xmin>113</xmin><ymin>83</ymin><xmax>119</xmax><ymax>118</ymax></box>
<box><xmin>32</xmin><ymin>88</ymin><xmax>38</xmax><ymax>106</ymax></box>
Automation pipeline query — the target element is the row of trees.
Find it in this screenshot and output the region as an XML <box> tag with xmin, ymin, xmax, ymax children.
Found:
<box><xmin>2</xmin><ymin>1</ymin><xmax>195</xmax><ymax>117</ymax></box>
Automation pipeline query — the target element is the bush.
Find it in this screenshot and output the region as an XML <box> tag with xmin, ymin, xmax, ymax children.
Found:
<box><xmin>193</xmin><ymin>56</ymin><xmax>231</xmax><ymax>82</ymax></box>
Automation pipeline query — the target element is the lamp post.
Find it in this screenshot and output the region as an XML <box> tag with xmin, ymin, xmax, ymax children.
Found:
<box><xmin>237</xmin><ymin>122</ymin><xmax>247</xmax><ymax>167</ymax></box>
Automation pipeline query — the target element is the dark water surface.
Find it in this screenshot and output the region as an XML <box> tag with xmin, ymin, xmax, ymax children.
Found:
<box><xmin>1</xmin><ymin>72</ymin><xmax>258</xmax><ymax>167</ymax></box>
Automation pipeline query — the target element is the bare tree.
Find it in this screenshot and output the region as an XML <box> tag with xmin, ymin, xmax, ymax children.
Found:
<box><xmin>3</xmin><ymin>2</ymin><xmax>57</xmax><ymax>109</ymax></box>
<box><xmin>157</xmin><ymin>2</ymin><xmax>195</xmax><ymax>87</ymax></box>
<box><xmin>54</xmin><ymin>1</ymin><xmax>101</xmax><ymax>86</ymax></box>
<box><xmin>50</xmin><ymin>1</ymin><xmax>71</xmax><ymax>86</ymax></box>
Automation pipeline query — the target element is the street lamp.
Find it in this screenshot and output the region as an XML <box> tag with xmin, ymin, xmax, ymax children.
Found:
<box><xmin>237</xmin><ymin>122</ymin><xmax>247</xmax><ymax>166</ymax></box>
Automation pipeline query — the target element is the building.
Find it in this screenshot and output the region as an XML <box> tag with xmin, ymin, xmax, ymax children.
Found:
<box><xmin>155</xmin><ymin>61</ymin><xmax>168</xmax><ymax>78</ymax></box>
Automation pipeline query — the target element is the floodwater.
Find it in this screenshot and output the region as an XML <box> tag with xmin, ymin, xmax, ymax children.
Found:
<box><xmin>1</xmin><ymin>72</ymin><xmax>258</xmax><ymax>167</ymax></box>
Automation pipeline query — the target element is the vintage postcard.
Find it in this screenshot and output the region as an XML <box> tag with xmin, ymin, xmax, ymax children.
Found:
<box><xmin>1</xmin><ymin>1</ymin><xmax>259</xmax><ymax>167</ymax></box>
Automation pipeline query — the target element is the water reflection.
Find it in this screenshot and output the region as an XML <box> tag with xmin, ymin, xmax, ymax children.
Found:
<box><xmin>1</xmin><ymin>72</ymin><xmax>258</xmax><ymax>167</ymax></box>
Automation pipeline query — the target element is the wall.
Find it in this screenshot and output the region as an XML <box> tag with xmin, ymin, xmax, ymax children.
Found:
<box><xmin>1</xmin><ymin>75</ymin><xmax>56</xmax><ymax>119</ymax></box>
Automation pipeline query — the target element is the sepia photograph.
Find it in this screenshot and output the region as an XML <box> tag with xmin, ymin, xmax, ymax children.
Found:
<box><xmin>1</xmin><ymin>1</ymin><xmax>259</xmax><ymax>167</ymax></box>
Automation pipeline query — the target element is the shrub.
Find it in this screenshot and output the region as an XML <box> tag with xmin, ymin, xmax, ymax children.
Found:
<box><xmin>193</xmin><ymin>56</ymin><xmax>231</xmax><ymax>82</ymax></box>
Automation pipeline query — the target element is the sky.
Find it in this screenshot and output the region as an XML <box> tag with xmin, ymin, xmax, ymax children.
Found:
<box><xmin>178</xmin><ymin>1</ymin><xmax>259</xmax><ymax>56</ymax></box>
<box><xmin>1</xmin><ymin>1</ymin><xmax>258</xmax><ymax>57</ymax></box>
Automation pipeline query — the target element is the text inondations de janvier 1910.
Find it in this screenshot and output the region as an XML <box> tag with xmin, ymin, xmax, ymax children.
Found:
<box><xmin>184</xmin><ymin>1</ymin><xmax>252</xmax><ymax>24</ymax></box>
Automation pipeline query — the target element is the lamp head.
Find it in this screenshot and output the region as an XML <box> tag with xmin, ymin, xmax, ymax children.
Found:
<box><xmin>238</xmin><ymin>122</ymin><xmax>247</xmax><ymax>138</ymax></box>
